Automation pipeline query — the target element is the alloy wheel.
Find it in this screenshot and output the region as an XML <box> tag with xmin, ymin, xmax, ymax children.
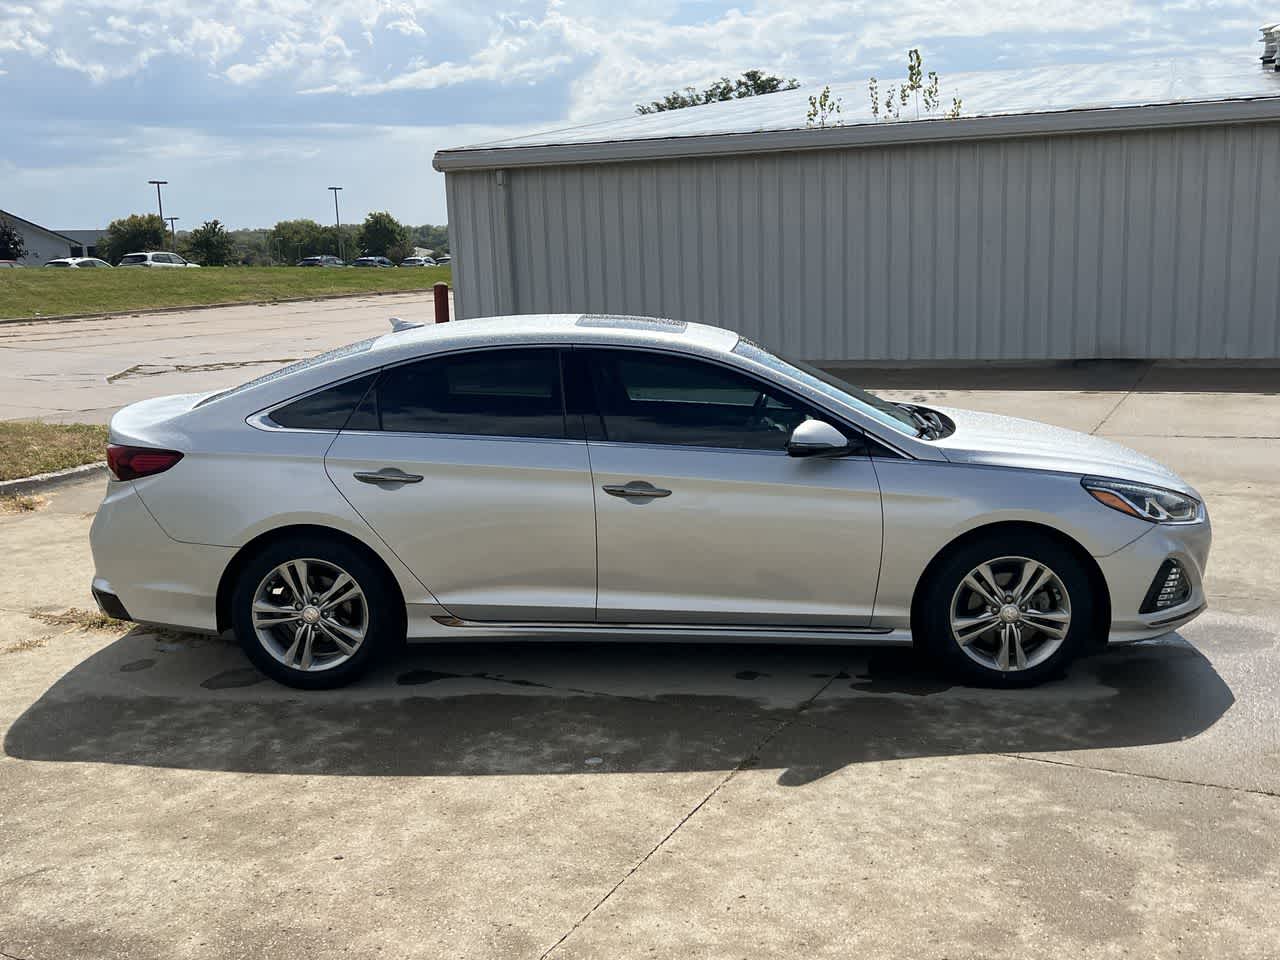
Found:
<box><xmin>251</xmin><ymin>558</ymin><xmax>368</xmax><ymax>672</ymax></box>
<box><xmin>948</xmin><ymin>555</ymin><xmax>1072</xmax><ymax>673</ymax></box>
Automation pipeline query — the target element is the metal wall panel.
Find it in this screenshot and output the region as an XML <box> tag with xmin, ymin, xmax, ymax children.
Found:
<box><xmin>447</xmin><ymin>121</ymin><xmax>1280</xmax><ymax>361</ymax></box>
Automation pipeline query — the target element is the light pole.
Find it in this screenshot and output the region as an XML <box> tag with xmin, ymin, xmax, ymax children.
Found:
<box><xmin>148</xmin><ymin>179</ymin><xmax>167</xmax><ymax>230</ymax></box>
<box><xmin>165</xmin><ymin>217</ymin><xmax>178</xmax><ymax>251</ymax></box>
<box><xmin>328</xmin><ymin>186</ymin><xmax>343</xmax><ymax>261</ymax></box>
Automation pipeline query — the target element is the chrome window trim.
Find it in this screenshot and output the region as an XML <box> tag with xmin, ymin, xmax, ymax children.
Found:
<box><xmin>245</xmin><ymin>339</ymin><xmax>915</xmax><ymax>458</ymax></box>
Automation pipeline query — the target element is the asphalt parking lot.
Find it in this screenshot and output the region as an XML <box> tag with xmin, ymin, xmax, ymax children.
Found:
<box><xmin>1</xmin><ymin>306</ymin><xmax>1279</xmax><ymax>957</ymax></box>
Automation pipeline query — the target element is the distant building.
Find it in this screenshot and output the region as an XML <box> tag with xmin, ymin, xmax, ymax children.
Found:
<box><xmin>0</xmin><ymin>209</ymin><xmax>86</xmax><ymax>265</ymax></box>
<box><xmin>57</xmin><ymin>229</ymin><xmax>108</xmax><ymax>258</ymax></box>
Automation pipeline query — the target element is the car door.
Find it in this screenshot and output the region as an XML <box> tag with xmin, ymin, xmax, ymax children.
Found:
<box><xmin>325</xmin><ymin>346</ymin><xmax>597</xmax><ymax>622</ymax></box>
<box><xmin>575</xmin><ymin>347</ymin><xmax>884</xmax><ymax>627</ymax></box>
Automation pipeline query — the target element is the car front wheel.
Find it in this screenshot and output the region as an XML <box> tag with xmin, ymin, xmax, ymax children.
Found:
<box><xmin>918</xmin><ymin>532</ymin><xmax>1095</xmax><ymax>687</ymax></box>
<box><xmin>231</xmin><ymin>536</ymin><xmax>399</xmax><ymax>689</ymax></box>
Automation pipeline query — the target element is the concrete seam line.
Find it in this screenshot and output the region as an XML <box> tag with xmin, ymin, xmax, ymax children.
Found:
<box><xmin>0</xmin><ymin>462</ymin><xmax>107</xmax><ymax>496</ymax></box>
<box><xmin>1089</xmin><ymin>361</ymin><xmax>1155</xmax><ymax>435</ymax></box>
<box><xmin>997</xmin><ymin>753</ymin><xmax>1280</xmax><ymax>800</ymax></box>
<box><xmin>537</xmin><ymin>671</ymin><xmax>845</xmax><ymax>959</ymax></box>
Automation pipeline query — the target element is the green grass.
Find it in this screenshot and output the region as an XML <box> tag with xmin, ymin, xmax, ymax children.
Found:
<box><xmin>0</xmin><ymin>265</ymin><xmax>452</xmax><ymax>320</ymax></box>
<box><xmin>0</xmin><ymin>421</ymin><xmax>110</xmax><ymax>481</ymax></box>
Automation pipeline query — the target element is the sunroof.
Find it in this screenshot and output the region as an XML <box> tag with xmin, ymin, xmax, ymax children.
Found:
<box><xmin>577</xmin><ymin>314</ymin><xmax>687</xmax><ymax>332</ymax></box>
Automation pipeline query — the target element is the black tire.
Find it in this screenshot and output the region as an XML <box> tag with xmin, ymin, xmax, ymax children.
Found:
<box><xmin>231</xmin><ymin>534</ymin><xmax>402</xmax><ymax>689</ymax></box>
<box><xmin>916</xmin><ymin>530</ymin><xmax>1096</xmax><ymax>688</ymax></box>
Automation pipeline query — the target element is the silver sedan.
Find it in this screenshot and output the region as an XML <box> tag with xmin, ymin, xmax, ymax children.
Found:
<box><xmin>89</xmin><ymin>314</ymin><xmax>1211</xmax><ymax>689</ymax></box>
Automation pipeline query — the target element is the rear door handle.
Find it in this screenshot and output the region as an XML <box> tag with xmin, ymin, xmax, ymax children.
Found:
<box><xmin>354</xmin><ymin>468</ymin><xmax>424</xmax><ymax>487</ymax></box>
<box><xmin>602</xmin><ymin>480</ymin><xmax>672</xmax><ymax>499</ymax></box>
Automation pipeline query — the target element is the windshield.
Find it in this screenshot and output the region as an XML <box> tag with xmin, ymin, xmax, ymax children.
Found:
<box><xmin>732</xmin><ymin>338</ymin><xmax>920</xmax><ymax>436</ymax></box>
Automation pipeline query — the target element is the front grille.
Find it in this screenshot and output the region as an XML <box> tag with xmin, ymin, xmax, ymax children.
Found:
<box><xmin>1140</xmin><ymin>559</ymin><xmax>1191</xmax><ymax>614</ymax></box>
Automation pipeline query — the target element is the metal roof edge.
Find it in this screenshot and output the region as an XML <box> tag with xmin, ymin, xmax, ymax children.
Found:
<box><xmin>0</xmin><ymin>208</ymin><xmax>82</xmax><ymax>245</ymax></box>
<box><xmin>433</xmin><ymin>96</ymin><xmax>1280</xmax><ymax>172</ymax></box>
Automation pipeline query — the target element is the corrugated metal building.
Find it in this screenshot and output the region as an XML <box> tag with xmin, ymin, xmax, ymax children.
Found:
<box><xmin>435</xmin><ymin>55</ymin><xmax>1280</xmax><ymax>362</ymax></box>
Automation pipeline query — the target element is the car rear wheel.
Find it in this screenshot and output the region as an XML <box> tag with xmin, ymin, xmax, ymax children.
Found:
<box><xmin>231</xmin><ymin>536</ymin><xmax>399</xmax><ymax>689</ymax></box>
<box><xmin>917</xmin><ymin>532</ymin><xmax>1095</xmax><ymax>687</ymax></box>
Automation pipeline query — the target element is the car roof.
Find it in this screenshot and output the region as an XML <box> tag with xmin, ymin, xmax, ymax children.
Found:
<box><xmin>369</xmin><ymin>313</ymin><xmax>737</xmax><ymax>362</ymax></box>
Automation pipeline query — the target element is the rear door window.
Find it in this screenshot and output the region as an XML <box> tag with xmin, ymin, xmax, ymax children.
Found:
<box><xmin>373</xmin><ymin>348</ymin><xmax>567</xmax><ymax>439</ymax></box>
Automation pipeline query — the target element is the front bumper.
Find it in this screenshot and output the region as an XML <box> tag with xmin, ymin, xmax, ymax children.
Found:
<box><xmin>1097</xmin><ymin>514</ymin><xmax>1212</xmax><ymax>642</ymax></box>
<box><xmin>90</xmin><ymin>479</ymin><xmax>234</xmax><ymax>634</ymax></box>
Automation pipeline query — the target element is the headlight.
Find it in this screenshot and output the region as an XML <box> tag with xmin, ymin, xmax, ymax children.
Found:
<box><xmin>1082</xmin><ymin>477</ymin><xmax>1202</xmax><ymax>523</ymax></box>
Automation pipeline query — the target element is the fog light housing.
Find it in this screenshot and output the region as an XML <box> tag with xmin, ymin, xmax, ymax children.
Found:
<box><xmin>1140</xmin><ymin>559</ymin><xmax>1191</xmax><ymax>614</ymax></box>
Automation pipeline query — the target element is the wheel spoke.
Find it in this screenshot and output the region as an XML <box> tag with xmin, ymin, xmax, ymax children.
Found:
<box><xmin>299</xmin><ymin>624</ymin><xmax>315</xmax><ymax>670</ymax></box>
<box><xmin>319</xmin><ymin>580</ymin><xmax>362</xmax><ymax>613</ymax></box>
<box><xmin>282</xmin><ymin>623</ymin><xmax>305</xmax><ymax>664</ymax></box>
<box><xmin>316</xmin><ymin>573</ymin><xmax>353</xmax><ymax>608</ymax></box>
<box><xmin>1012</xmin><ymin>625</ymin><xmax>1028</xmax><ymax>669</ymax></box>
<box><xmin>322</xmin><ymin>617</ymin><xmax>365</xmax><ymax>643</ymax></box>
<box><xmin>952</xmin><ymin>613</ymin><xmax>999</xmax><ymax>644</ymax></box>
<box><xmin>317</xmin><ymin>620</ymin><xmax>357</xmax><ymax>656</ymax></box>
<box><xmin>1017</xmin><ymin>565</ymin><xmax>1054</xmax><ymax>604</ymax></box>
<box><xmin>996</xmin><ymin>624</ymin><xmax>1011</xmax><ymax>671</ymax></box>
<box><xmin>964</xmin><ymin>574</ymin><xmax>1002</xmax><ymax>608</ymax></box>
<box><xmin>1010</xmin><ymin>560</ymin><xmax>1041</xmax><ymax>601</ymax></box>
<box><xmin>283</xmin><ymin>560</ymin><xmax>310</xmax><ymax>603</ymax></box>
<box><xmin>1023</xmin><ymin>609</ymin><xmax>1069</xmax><ymax>639</ymax></box>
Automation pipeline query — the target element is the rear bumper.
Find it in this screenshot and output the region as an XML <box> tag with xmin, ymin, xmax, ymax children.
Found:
<box><xmin>89</xmin><ymin>480</ymin><xmax>234</xmax><ymax>634</ymax></box>
<box><xmin>1098</xmin><ymin>516</ymin><xmax>1212</xmax><ymax>643</ymax></box>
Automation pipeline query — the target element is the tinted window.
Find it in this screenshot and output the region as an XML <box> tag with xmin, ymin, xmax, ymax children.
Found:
<box><xmin>376</xmin><ymin>348</ymin><xmax>566</xmax><ymax>439</ymax></box>
<box><xmin>588</xmin><ymin>349</ymin><xmax>817</xmax><ymax>451</ymax></box>
<box><xmin>270</xmin><ymin>374</ymin><xmax>376</xmax><ymax>430</ymax></box>
<box><xmin>120</xmin><ymin>254</ymin><xmax>147</xmax><ymax>264</ymax></box>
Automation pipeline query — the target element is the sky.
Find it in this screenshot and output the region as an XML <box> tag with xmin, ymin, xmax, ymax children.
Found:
<box><xmin>1</xmin><ymin>1</ymin><xmax>1272</xmax><ymax>231</ymax></box>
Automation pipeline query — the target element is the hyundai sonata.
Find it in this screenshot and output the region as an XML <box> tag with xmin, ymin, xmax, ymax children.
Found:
<box><xmin>90</xmin><ymin>314</ymin><xmax>1210</xmax><ymax>688</ymax></box>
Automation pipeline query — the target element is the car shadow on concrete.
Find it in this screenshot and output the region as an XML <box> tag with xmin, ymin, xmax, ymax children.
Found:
<box><xmin>3</xmin><ymin>628</ymin><xmax>1233</xmax><ymax>786</ymax></box>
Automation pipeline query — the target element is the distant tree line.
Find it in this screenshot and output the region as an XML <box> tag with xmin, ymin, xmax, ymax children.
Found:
<box><xmin>95</xmin><ymin>211</ymin><xmax>448</xmax><ymax>266</ymax></box>
<box><xmin>636</xmin><ymin>69</ymin><xmax>798</xmax><ymax>114</ymax></box>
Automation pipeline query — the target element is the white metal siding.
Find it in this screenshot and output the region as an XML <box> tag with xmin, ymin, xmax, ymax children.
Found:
<box><xmin>447</xmin><ymin>121</ymin><xmax>1280</xmax><ymax>361</ymax></box>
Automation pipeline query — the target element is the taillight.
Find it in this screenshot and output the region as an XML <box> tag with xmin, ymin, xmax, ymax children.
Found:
<box><xmin>107</xmin><ymin>444</ymin><xmax>184</xmax><ymax>481</ymax></box>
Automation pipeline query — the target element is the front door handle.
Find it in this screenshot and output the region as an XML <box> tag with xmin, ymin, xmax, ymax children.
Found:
<box><xmin>602</xmin><ymin>480</ymin><xmax>672</xmax><ymax>499</ymax></box>
<box><xmin>354</xmin><ymin>468</ymin><xmax>424</xmax><ymax>487</ymax></box>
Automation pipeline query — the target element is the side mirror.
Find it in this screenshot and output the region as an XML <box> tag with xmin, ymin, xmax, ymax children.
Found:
<box><xmin>786</xmin><ymin>420</ymin><xmax>850</xmax><ymax>458</ymax></box>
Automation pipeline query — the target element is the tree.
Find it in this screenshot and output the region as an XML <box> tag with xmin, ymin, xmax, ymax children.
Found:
<box><xmin>637</xmin><ymin>69</ymin><xmax>799</xmax><ymax>114</ymax></box>
<box><xmin>270</xmin><ymin>219</ymin><xmax>328</xmax><ymax>263</ymax></box>
<box><xmin>357</xmin><ymin>211</ymin><xmax>409</xmax><ymax>258</ymax></box>
<box><xmin>409</xmin><ymin>223</ymin><xmax>449</xmax><ymax>255</ymax></box>
<box><xmin>0</xmin><ymin>218</ymin><xmax>26</xmax><ymax>261</ymax></box>
<box><xmin>184</xmin><ymin>219</ymin><xmax>235</xmax><ymax>266</ymax></box>
<box><xmin>868</xmin><ymin>49</ymin><xmax>962</xmax><ymax>122</ymax></box>
<box><xmin>99</xmin><ymin>213</ymin><xmax>166</xmax><ymax>264</ymax></box>
<box><xmin>806</xmin><ymin>86</ymin><xmax>843</xmax><ymax>128</ymax></box>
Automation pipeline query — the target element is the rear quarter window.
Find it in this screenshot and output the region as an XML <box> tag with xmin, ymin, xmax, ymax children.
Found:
<box><xmin>268</xmin><ymin>374</ymin><xmax>377</xmax><ymax>430</ymax></box>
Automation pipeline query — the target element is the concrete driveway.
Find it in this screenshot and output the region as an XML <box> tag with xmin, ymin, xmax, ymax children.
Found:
<box><xmin>0</xmin><ymin>291</ymin><xmax>437</xmax><ymax>423</ymax></box>
<box><xmin>1</xmin><ymin>336</ymin><xmax>1279</xmax><ymax>957</ymax></box>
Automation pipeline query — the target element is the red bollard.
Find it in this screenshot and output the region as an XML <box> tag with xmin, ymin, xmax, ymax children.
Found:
<box><xmin>433</xmin><ymin>282</ymin><xmax>450</xmax><ymax>324</ymax></box>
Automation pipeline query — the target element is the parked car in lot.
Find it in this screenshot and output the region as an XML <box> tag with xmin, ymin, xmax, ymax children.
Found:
<box><xmin>297</xmin><ymin>255</ymin><xmax>346</xmax><ymax>267</ymax></box>
<box><xmin>117</xmin><ymin>252</ymin><xmax>199</xmax><ymax>268</ymax></box>
<box><xmin>91</xmin><ymin>315</ymin><xmax>1211</xmax><ymax>690</ymax></box>
<box><xmin>399</xmin><ymin>256</ymin><xmax>437</xmax><ymax>267</ymax></box>
<box><xmin>44</xmin><ymin>257</ymin><xmax>113</xmax><ymax>268</ymax></box>
<box><xmin>433</xmin><ymin>255</ymin><xmax>451</xmax><ymax>266</ymax></box>
<box><xmin>353</xmin><ymin>256</ymin><xmax>394</xmax><ymax>268</ymax></box>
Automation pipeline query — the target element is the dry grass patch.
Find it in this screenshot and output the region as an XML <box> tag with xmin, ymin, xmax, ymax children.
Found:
<box><xmin>32</xmin><ymin>607</ymin><xmax>126</xmax><ymax>631</ymax></box>
<box><xmin>0</xmin><ymin>493</ymin><xmax>47</xmax><ymax>513</ymax></box>
<box><xmin>0</xmin><ymin>635</ymin><xmax>50</xmax><ymax>655</ymax></box>
<box><xmin>0</xmin><ymin>420</ymin><xmax>108</xmax><ymax>482</ymax></box>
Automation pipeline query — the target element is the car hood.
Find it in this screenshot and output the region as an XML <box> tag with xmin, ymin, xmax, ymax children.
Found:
<box><xmin>928</xmin><ymin>405</ymin><xmax>1198</xmax><ymax>496</ymax></box>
